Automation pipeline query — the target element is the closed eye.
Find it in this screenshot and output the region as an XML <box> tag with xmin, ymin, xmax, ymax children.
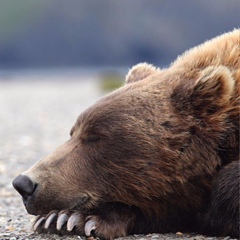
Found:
<box><xmin>84</xmin><ymin>134</ymin><xmax>101</xmax><ymax>143</ymax></box>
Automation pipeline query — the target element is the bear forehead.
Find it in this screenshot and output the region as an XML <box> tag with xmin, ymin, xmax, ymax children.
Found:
<box><xmin>77</xmin><ymin>77</ymin><xmax>175</xmax><ymax>122</ymax></box>
<box><xmin>71</xmin><ymin>77</ymin><xmax>179</xmax><ymax>137</ymax></box>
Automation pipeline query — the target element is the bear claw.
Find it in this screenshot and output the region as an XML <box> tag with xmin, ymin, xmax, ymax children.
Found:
<box><xmin>44</xmin><ymin>212</ymin><xmax>57</xmax><ymax>229</ymax></box>
<box><xmin>56</xmin><ymin>212</ymin><xmax>69</xmax><ymax>230</ymax></box>
<box><xmin>33</xmin><ymin>216</ymin><xmax>45</xmax><ymax>231</ymax></box>
<box><xmin>85</xmin><ymin>219</ymin><xmax>96</xmax><ymax>237</ymax></box>
<box><xmin>67</xmin><ymin>213</ymin><xmax>82</xmax><ymax>231</ymax></box>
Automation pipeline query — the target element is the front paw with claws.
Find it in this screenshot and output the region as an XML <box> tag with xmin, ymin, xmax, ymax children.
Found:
<box><xmin>33</xmin><ymin>205</ymin><xmax>134</xmax><ymax>239</ymax></box>
<box><xmin>33</xmin><ymin>210</ymin><xmax>85</xmax><ymax>235</ymax></box>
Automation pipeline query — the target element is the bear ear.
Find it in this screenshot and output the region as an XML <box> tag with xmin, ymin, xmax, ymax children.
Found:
<box><xmin>126</xmin><ymin>62</ymin><xmax>161</xmax><ymax>84</ymax></box>
<box><xmin>172</xmin><ymin>66</ymin><xmax>235</xmax><ymax>116</ymax></box>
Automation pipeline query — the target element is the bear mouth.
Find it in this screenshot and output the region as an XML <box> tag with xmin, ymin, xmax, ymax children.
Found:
<box><xmin>72</xmin><ymin>201</ymin><xmax>133</xmax><ymax>217</ymax></box>
<box><xmin>23</xmin><ymin>192</ymin><xmax>95</xmax><ymax>216</ymax></box>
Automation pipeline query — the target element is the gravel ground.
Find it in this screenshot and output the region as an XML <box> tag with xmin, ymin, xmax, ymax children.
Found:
<box><xmin>0</xmin><ymin>71</ymin><xmax>237</xmax><ymax>240</ymax></box>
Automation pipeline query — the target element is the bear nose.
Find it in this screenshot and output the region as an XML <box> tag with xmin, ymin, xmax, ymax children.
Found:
<box><xmin>12</xmin><ymin>174</ymin><xmax>37</xmax><ymax>197</ymax></box>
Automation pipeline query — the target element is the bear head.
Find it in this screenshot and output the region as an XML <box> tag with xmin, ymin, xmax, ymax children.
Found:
<box><xmin>13</xmin><ymin>62</ymin><xmax>236</xmax><ymax>217</ymax></box>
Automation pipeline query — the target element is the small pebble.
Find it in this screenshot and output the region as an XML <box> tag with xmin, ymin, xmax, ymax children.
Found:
<box><xmin>176</xmin><ymin>232</ymin><xmax>183</xmax><ymax>236</ymax></box>
<box><xmin>151</xmin><ymin>234</ymin><xmax>159</xmax><ymax>239</ymax></box>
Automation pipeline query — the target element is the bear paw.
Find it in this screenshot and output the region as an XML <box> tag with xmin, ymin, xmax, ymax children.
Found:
<box><xmin>33</xmin><ymin>210</ymin><xmax>85</xmax><ymax>235</ymax></box>
<box><xmin>33</xmin><ymin>211</ymin><xmax>130</xmax><ymax>239</ymax></box>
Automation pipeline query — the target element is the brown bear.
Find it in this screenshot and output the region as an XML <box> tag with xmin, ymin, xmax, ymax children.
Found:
<box><xmin>13</xmin><ymin>29</ymin><xmax>239</xmax><ymax>239</ymax></box>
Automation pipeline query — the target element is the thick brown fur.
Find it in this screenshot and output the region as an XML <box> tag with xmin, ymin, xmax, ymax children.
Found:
<box><xmin>200</xmin><ymin>161</ymin><xmax>240</xmax><ymax>237</ymax></box>
<box><xmin>13</xmin><ymin>30</ymin><xmax>240</xmax><ymax>239</ymax></box>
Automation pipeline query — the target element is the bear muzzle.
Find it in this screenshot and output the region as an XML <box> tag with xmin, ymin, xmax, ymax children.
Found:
<box><xmin>12</xmin><ymin>174</ymin><xmax>38</xmax><ymax>214</ymax></box>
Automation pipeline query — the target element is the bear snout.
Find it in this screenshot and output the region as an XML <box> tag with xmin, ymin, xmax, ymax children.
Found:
<box><xmin>12</xmin><ymin>174</ymin><xmax>37</xmax><ymax>209</ymax></box>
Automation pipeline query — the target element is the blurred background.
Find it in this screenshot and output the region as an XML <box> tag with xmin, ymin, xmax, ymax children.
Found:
<box><xmin>0</xmin><ymin>0</ymin><xmax>239</xmax><ymax>70</ymax></box>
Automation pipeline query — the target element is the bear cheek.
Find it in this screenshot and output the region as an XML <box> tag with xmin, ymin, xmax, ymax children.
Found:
<box><xmin>20</xmin><ymin>141</ymin><xmax>91</xmax><ymax>215</ymax></box>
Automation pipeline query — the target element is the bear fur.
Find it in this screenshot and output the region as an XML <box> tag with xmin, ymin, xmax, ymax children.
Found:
<box><xmin>13</xmin><ymin>30</ymin><xmax>240</xmax><ymax>239</ymax></box>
